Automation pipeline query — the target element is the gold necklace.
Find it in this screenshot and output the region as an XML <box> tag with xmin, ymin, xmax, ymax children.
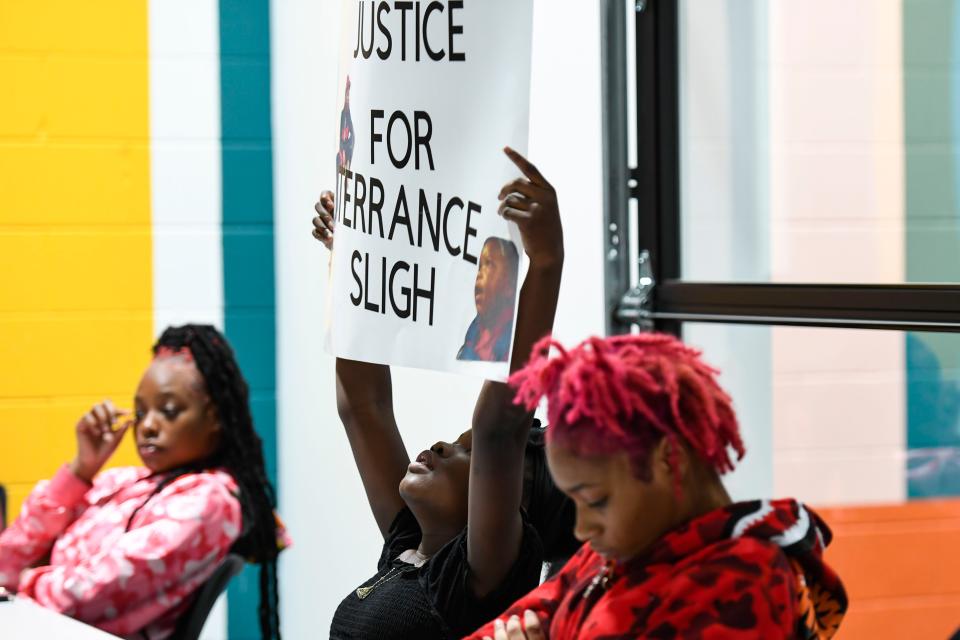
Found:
<box><xmin>356</xmin><ymin>564</ymin><xmax>411</xmax><ymax>600</ymax></box>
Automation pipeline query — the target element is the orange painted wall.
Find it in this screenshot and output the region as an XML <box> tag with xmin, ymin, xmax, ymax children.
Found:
<box><xmin>818</xmin><ymin>499</ymin><xmax>960</xmax><ymax>639</ymax></box>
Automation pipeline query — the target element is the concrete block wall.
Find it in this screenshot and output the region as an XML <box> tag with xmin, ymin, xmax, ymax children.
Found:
<box><xmin>0</xmin><ymin>1</ymin><xmax>153</xmax><ymax>521</ymax></box>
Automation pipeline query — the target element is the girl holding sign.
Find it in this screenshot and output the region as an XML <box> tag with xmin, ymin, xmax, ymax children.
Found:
<box><xmin>465</xmin><ymin>333</ymin><xmax>848</xmax><ymax>640</ymax></box>
<box><xmin>312</xmin><ymin>148</ymin><xmax>579</xmax><ymax>639</ymax></box>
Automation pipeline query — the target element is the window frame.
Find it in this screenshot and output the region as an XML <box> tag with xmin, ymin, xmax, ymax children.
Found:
<box><xmin>602</xmin><ymin>0</ymin><xmax>960</xmax><ymax>336</ymax></box>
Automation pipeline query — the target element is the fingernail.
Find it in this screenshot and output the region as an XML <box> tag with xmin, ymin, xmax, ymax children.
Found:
<box><xmin>494</xmin><ymin>619</ymin><xmax>505</xmax><ymax>630</ymax></box>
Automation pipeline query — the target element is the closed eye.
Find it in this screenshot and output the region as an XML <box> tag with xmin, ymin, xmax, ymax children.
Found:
<box><xmin>586</xmin><ymin>497</ymin><xmax>608</xmax><ymax>510</ymax></box>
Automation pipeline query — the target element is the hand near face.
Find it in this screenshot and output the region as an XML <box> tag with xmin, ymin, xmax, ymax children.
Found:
<box><xmin>483</xmin><ymin>610</ymin><xmax>546</xmax><ymax>640</ymax></box>
<box><xmin>498</xmin><ymin>148</ymin><xmax>564</xmax><ymax>271</ymax></box>
<box><xmin>69</xmin><ymin>400</ymin><xmax>133</xmax><ymax>483</ymax></box>
<box><xmin>312</xmin><ymin>190</ymin><xmax>336</xmax><ymax>251</ymax></box>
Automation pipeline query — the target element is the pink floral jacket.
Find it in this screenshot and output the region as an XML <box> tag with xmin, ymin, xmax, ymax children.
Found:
<box><xmin>0</xmin><ymin>465</ymin><xmax>243</xmax><ymax>639</ymax></box>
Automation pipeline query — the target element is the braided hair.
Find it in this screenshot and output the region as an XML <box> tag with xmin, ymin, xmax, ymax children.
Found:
<box><xmin>511</xmin><ymin>333</ymin><xmax>745</xmax><ymax>489</ymax></box>
<box><xmin>521</xmin><ymin>421</ymin><xmax>579</xmax><ymax>567</ymax></box>
<box><xmin>140</xmin><ymin>324</ymin><xmax>282</xmax><ymax>640</ymax></box>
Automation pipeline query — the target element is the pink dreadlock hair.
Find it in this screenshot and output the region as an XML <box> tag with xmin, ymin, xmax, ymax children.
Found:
<box><xmin>509</xmin><ymin>333</ymin><xmax>745</xmax><ymax>484</ymax></box>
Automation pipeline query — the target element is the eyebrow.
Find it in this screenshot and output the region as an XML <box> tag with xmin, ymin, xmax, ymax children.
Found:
<box><xmin>134</xmin><ymin>390</ymin><xmax>180</xmax><ymax>403</ymax></box>
<box><xmin>564</xmin><ymin>482</ymin><xmax>598</xmax><ymax>494</ymax></box>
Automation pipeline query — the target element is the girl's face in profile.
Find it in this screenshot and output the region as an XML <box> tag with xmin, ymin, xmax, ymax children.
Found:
<box><xmin>133</xmin><ymin>355</ymin><xmax>222</xmax><ymax>473</ymax></box>
<box><xmin>546</xmin><ymin>439</ymin><xmax>681</xmax><ymax>562</ymax></box>
<box><xmin>474</xmin><ymin>243</ymin><xmax>508</xmax><ymax>320</ymax></box>
<box><xmin>399</xmin><ymin>430</ymin><xmax>473</xmax><ymax>527</ymax></box>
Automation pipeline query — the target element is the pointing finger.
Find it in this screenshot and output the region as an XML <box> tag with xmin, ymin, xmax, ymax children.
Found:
<box><xmin>504</xmin><ymin>146</ymin><xmax>548</xmax><ymax>187</ymax></box>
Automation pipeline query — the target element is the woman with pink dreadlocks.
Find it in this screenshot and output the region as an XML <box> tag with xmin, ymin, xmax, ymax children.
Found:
<box><xmin>465</xmin><ymin>333</ymin><xmax>848</xmax><ymax>640</ymax></box>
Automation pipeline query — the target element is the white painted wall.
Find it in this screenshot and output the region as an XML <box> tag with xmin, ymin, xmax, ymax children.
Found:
<box><xmin>766</xmin><ymin>0</ymin><xmax>906</xmax><ymax>505</ymax></box>
<box><xmin>270</xmin><ymin>1</ymin><xmax>605</xmax><ymax>635</ymax></box>
<box><xmin>677</xmin><ymin>0</ymin><xmax>774</xmax><ymax>501</ymax></box>
<box><xmin>677</xmin><ymin>0</ymin><xmax>906</xmax><ymax>506</ymax></box>
<box><xmin>149</xmin><ymin>2</ymin><xmax>227</xmax><ymax>637</ymax></box>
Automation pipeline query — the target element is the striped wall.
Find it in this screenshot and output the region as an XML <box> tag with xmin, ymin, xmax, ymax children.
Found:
<box><xmin>4</xmin><ymin>1</ymin><xmax>960</xmax><ymax>638</ymax></box>
<box><xmin>1</xmin><ymin>2</ymin><xmax>276</xmax><ymax>638</ymax></box>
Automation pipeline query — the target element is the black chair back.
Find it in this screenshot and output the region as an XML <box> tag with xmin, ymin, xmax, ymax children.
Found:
<box><xmin>172</xmin><ymin>554</ymin><xmax>245</xmax><ymax>640</ymax></box>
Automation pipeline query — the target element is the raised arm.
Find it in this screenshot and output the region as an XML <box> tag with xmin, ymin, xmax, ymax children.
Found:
<box><xmin>335</xmin><ymin>358</ymin><xmax>410</xmax><ymax>537</ymax></box>
<box><xmin>315</xmin><ymin>190</ymin><xmax>410</xmax><ymax>537</ymax></box>
<box><xmin>467</xmin><ymin>147</ymin><xmax>564</xmax><ymax>596</ymax></box>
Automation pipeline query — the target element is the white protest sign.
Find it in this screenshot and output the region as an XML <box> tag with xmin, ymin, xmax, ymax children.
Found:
<box><xmin>326</xmin><ymin>0</ymin><xmax>534</xmax><ymax>380</ymax></box>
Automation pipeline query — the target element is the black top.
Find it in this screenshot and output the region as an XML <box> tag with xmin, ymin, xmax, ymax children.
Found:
<box><xmin>330</xmin><ymin>508</ymin><xmax>545</xmax><ymax>639</ymax></box>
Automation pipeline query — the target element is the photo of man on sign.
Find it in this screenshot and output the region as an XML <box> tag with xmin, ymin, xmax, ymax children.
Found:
<box><xmin>457</xmin><ymin>237</ymin><xmax>518</xmax><ymax>362</ymax></box>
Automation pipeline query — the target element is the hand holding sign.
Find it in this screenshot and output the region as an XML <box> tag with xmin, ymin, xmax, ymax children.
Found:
<box><xmin>313</xmin><ymin>190</ymin><xmax>336</xmax><ymax>250</ymax></box>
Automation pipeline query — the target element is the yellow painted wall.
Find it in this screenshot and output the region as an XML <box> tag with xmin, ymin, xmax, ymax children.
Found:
<box><xmin>0</xmin><ymin>1</ymin><xmax>153</xmax><ymax>522</ymax></box>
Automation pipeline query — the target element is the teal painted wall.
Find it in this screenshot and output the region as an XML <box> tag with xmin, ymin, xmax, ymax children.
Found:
<box><xmin>219</xmin><ymin>0</ymin><xmax>279</xmax><ymax>636</ymax></box>
<box><xmin>904</xmin><ymin>0</ymin><xmax>960</xmax><ymax>498</ymax></box>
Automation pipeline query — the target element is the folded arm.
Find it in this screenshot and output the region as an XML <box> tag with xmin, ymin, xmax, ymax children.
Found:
<box><xmin>18</xmin><ymin>474</ymin><xmax>242</xmax><ymax>635</ymax></box>
<box><xmin>0</xmin><ymin>466</ymin><xmax>91</xmax><ymax>590</ymax></box>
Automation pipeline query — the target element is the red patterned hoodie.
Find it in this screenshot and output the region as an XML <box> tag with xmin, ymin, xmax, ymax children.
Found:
<box><xmin>465</xmin><ymin>499</ymin><xmax>847</xmax><ymax>639</ymax></box>
<box><xmin>0</xmin><ymin>465</ymin><xmax>244</xmax><ymax>639</ymax></box>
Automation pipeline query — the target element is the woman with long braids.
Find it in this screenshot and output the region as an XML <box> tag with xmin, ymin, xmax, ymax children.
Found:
<box><xmin>0</xmin><ymin>324</ymin><xmax>287</xmax><ymax>639</ymax></box>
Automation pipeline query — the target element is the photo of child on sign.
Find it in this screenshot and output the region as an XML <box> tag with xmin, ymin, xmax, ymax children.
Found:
<box><xmin>457</xmin><ymin>237</ymin><xmax>519</xmax><ymax>362</ymax></box>
<box><xmin>324</xmin><ymin>0</ymin><xmax>535</xmax><ymax>380</ymax></box>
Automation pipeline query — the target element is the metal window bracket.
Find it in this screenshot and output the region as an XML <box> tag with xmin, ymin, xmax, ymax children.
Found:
<box><xmin>615</xmin><ymin>250</ymin><xmax>655</xmax><ymax>330</ymax></box>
